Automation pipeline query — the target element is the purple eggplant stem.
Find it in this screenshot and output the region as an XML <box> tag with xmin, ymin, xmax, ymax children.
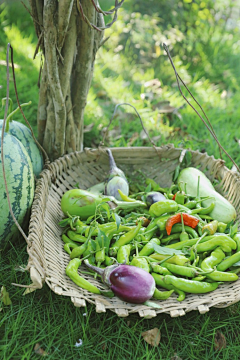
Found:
<box><xmin>84</xmin><ymin>260</ymin><xmax>156</xmax><ymax>304</ymax></box>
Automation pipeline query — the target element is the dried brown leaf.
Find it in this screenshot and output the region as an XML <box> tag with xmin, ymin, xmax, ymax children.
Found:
<box><xmin>144</xmin><ymin>78</ymin><xmax>161</xmax><ymax>88</ymax></box>
<box><xmin>96</xmin><ymin>90</ymin><xmax>107</xmax><ymax>98</ymax></box>
<box><xmin>141</xmin><ymin>328</ymin><xmax>161</xmax><ymax>347</ymax></box>
<box><xmin>34</xmin><ymin>343</ymin><xmax>48</xmax><ymax>356</ymax></box>
<box><xmin>83</xmin><ymin>123</ymin><xmax>94</xmax><ymax>133</ymax></box>
<box><xmin>214</xmin><ymin>331</ymin><xmax>226</xmax><ymax>351</ymax></box>
<box><xmin>171</xmin><ymin>354</ymin><xmax>182</xmax><ymax>360</ymax></box>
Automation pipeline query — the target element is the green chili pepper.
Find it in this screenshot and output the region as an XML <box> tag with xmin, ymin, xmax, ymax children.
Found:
<box><xmin>64</xmin><ymin>243</ymin><xmax>77</xmax><ymax>255</ymax></box>
<box><xmin>117</xmin><ymin>244</ymin><xmax>132</xmax><ymax>264</ymax></box>
<box><xmin>199</xmin><ymin>215</ymin><xmax>214</xmax><ymax>220</ymax></box>
<box><xmin>66</xmin><ymin>258</ymin><xmax>101</xmax><ymax>294</ymax></box>
<box><xmin>138</xmin><ymin>238</ymin><xmax>161</xmax><ymax>257</ymax></box>
<box><xmin>166</xmin><ymin>235</ymin><xmax>213</xmax><ymax>250</ymax></box>
<box><xmin>233</xmin><ymin>233</ymin><xmax>240</xmax><ymax>252</ymax></box>
<box><xmin>152</xmin><ymin>288</ymin><xmax>174</xmax><ymax>300</ymax></box>
<box><xmin>217</xmin><ymin>222</ymin><xmax>227</xmax><ymax>233</ymax></box>
<box><xmin>191</xmin><ymin>275</ymin><xmax>206</xmax><ymax>281</ymax></box>
<box><xmin>118</xmin><ymin>189</ymin><xmax>139</xmax><ymax>202</ymax></box>
<box><xmin>184</xmin><ymin>200</ymin><xmax>197</xmax><ymax>209</ymax></box>
<box><xmin>201</xmin><ymin>247</ymin><xmax>238</xmax><ymax>282</ymax></box>
<box><xmin>175</xmin><ymin>191</ymin><xmax>185</xmax><ymax>205</ymax></box>
<box><xmin>67</xmin><ymin>230</ymin><xmax>88</xmax><ymax>243</ymax></box>
<box><xmin>62</xmin><ymin>234</ymin><xmax>79</xmax><ymax>248</ymax></box>
<box><xmin>83</xmin><ymin>241</ymin><xmax>96</xmax><ymax>263</ymax></box>
<box><xmin>156</xmin><ymin>214</ymin><xmax>174</xmax><ymax>231</ymax></box>
<box><xmin>109</xmin><ymin>222</ymin><xmax>142</xmax><ymax>256</ymax></box>
<box><xmin>150</xmin><ymin>253</ymin><xmax>189</xmax><ymax>266</ymax></box>
<box><xmin>201</xmin><ymin>220</ymin><xmax>218</xmax><ymax>236</ymax></box>
<box><xmin>180</xmin><ymin>213</ymin><xmax>189</xmax><ymax>242</ymax></box>
<box><xmin>164</xmin><ymin>274</ymin><xmax>219</xmax><ymax>294</ymax></box>
<box><xmin>161</xmin><ymin>263</ymin><xmax>198</xmax><ymax>278</ymax></box>
<box><xmin>149</xmin><ymin>200</ymin><xmax>178</xmax><ymax>217</ymax></box>
<box><xmin>170</xmin><ymin>224</ymin><xmax>199</xmax><ymax>238</ymax></box>
<box><xmin>130</xmin><ymin>257</ymin><xmax>150</xmax><ymax>272</ymax></box>
<box><xmin>190</xmin><ymin>202</ymin><xmax>215</xmax><ymax>215</ymax></box>
<box><xmin>151</xmin><ymin>273</ymin><xmax>186</xmax><ymax>301</ymax></box>
<box><xmin>70</xmin><ymin>241</ymin><xmax>89</xmax><ymax>259</ymax></box>
<box><xmin>161</xmin><ymin>233</ymin><xmax>181</xmax><ymax>244</ymax></box>
<box><xmin>195</xmin><ymin>235</ymin><xmax>236</xmax><ymax>253</ymax></box>
<box><xmin>217</xmin><ymin>251</ymin><xmax>240</xmax><ymax>272</ymax></box>
<box><xmin>104</xmin><ymin>256</ymin><xmax>116</xmax><ymax>266</ymax></box>
<box><xmin>95</xmin><ymin>243</ymin><xmax>105</xmax><ymax>266</ymax></box>
<box><xmin>150</xmin><ymin>263</ymin><xmax>172</xmax><ymax>275</ymax></box>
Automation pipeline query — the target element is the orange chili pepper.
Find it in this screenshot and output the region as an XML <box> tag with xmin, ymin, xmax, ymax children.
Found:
<box><xmin>165</xmin><ymin>213</ymin><xmax>199</xmax><ymax>235</ymax></box>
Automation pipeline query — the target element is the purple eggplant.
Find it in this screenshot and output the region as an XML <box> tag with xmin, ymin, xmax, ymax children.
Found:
<box><xmin>84</xmin><ymin>260</ymin><xmax>156</xmax><ymax>304</ymax></box>
<box><xmin>105</xmin><ymin>149</ymin><xmax>129</xmax><ymax>201</ymax></box>
<box><xmin>145</xmin><ymin>191</ymin><xmax>167</xmax><ymax>206</ymax></box>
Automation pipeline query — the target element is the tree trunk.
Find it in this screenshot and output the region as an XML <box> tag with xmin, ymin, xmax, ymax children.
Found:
<box><xmin>29</xmin><ymin>0</ymin><xmax>104</xmax><ymax>160</ymax></box>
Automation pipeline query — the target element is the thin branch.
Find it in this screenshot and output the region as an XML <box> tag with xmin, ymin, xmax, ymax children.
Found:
<box><xmin>100</xmin><ymin>103</ymin><xmax>157</xmax><ymax>148</ymax></box>
<box><xmin>163</xmin><ymin>43</ymin><xmax>240</xmax><ymax>173</ymax></box>
<box><xmin>78</xmin><ymin>0</ymin><xmax>124</xmax><ymax>31</ymax></box>
<box><xmin>90</xmin><ymin>0</ymin><xmax>124</xmax><ymax>15</ymax></box>
<box><xmin>10</xmin><ymin>46</ymin><xmax>50</xmax><ymax>164</ymax></box>
<box><xmin>1</xmin><ymin>44</ymin><xmax>29</xmax><ymax>243</ymax></box>
<box><xmin>23</xmin><ymin>1</ymin><xmax>43</xmax><ymax>31</ymax></box>
<box><xmin>33</xmin><ymin>31</ymin><xmax>43</xmax><ymax>59</ymax></box>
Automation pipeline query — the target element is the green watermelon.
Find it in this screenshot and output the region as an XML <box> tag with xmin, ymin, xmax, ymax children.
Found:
<box><xmin>0</xmin><ymin>120</ymin><xmax>44</xmax><ymax>177</ymax></box>
<box><xmin>0</xmin><ymin>130</ymin><xmax>35</xmax><ymax>246</ymax></box>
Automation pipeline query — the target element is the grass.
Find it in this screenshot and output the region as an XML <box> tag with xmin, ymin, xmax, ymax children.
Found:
<box><xmin>2</xmin><ymin>238</ymin><xmax>240</xmax><ymax>359</ymax></box>
<box><xmin>1</xmin><ymin>0</ymin><xmax>240</xmax><ymax>358</ymax></box>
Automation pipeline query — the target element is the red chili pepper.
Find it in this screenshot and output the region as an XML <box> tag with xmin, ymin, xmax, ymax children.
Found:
<box><xmin>172</xmin><ymin>194</ymin><xmax>177</xmax><ymax>201</ymax></box>
<box><xmin>165</xmin><ymin>213</ymin><xmax>199</xmax><ymax>235</ymax></box>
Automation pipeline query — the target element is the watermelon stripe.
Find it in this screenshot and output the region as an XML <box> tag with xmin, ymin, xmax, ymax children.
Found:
<box><xmin>0</xmin><ymin>120</ymin><xmax>44</xmax><ymax>177</ymax></box>
<box><xmin>0</xmin><ymin>132</ymin><xmax>34</xmax><ymax>245</ymax></box>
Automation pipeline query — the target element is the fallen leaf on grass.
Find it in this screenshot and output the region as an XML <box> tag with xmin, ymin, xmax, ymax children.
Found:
<box><xmin>214</xmin><ymin>331</ymin><xmax>226</xmax><ymax>351</ymax></box>
<box><xmin>171</xmin><ymin>354</ymin><xmax>182</xmax><ymax>360</ymax></box>
<box><xmin>1</xmin><ymin>286</ymin><xmax>12</xmax><ymax>305</ymax></box>
<box><xmin>34</xmin><ymin>343</ymin><xmax>48</xmax><ymax>356</ymax></box>
<box><xmin>83</xmin><ymin>123</ymin><xmax>94</xmax><ymax>133</ymax></box>
<box><xmin>141</xmin><ymin>328</ymin><xmax>161</xmax><ymax>347</ymax></box>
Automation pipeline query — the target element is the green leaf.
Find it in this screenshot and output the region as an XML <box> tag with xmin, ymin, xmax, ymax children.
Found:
<box><xmin>152</xmin><ymin>243</ymin><xmax>184</xmax><ymax>256</ymax></box>
<box><xmin>144</xmin><ymin>183</ymin><xmax>152</xmax><ymax>193</ymax></box>
<box><xmin>58</xmin><ymin>218</ymin><xmax>70</xmax><ymax>227</ymax></box>
<box><xmin>173</xmin><ymin>165</ymin><xmax>180</xmax><ymax>182</ymax></box>
<box><xmin>112</xmin><ymin>213</ymin><xmax>121</xmax><ymax>230</ymax></box>
<box><xmin>184</xmin><ymin>151</ymin><xmax>192</xmax><ymax>167</ymax></box>
<box><xmin>90</xmin><ymin>239</ymin><xmax>97</xmax><ymax>252</ymax></box>
<box><xmin>1</xmin><ymin>286</ymin><xmax>12</xmax><ymax>306</ymax></box>
<box><xmin>230</xmin><ymin>222</ymin><xmax>238</xmax><ymax>237</ymax></box>
<box><xmin>100</xmin><ymin>203</ymin><xmax>111</xmax><ymax>219</ymax></box>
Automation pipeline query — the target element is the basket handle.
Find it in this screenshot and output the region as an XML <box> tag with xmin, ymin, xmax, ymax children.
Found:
<box><xmin>163</xmin><ymin>43</ymin><xmax>240</xmax><ymax>173</ymax></box>
<box><xmin>99</xmin><ymin>102</ymin><xmax>158</xmax><ymax>149</ymax></box>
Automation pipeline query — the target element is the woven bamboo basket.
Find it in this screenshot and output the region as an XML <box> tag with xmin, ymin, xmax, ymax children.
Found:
<box><xmin>26</xmin><ymin>144</ymin><xmax>240</xmax><ymax>318</ymax></box>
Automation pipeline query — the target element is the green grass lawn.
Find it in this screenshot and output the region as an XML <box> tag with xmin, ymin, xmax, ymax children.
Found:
<box><xmin>1</xmin><ymin>1</ymin><xmax>240</xmax><ymax>359</ymax></box>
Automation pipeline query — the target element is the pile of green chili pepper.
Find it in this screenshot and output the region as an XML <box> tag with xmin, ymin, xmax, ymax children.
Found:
<box><xmin>59</xmin><ymin>176</ymin><xmax>240</xmax><ymax>303</ymax></box>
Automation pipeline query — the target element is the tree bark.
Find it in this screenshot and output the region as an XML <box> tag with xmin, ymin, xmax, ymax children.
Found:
<box><xmin>29</xmin><ymin>0</ymin><xmax>104</xmax><ymax>160</ymax></box>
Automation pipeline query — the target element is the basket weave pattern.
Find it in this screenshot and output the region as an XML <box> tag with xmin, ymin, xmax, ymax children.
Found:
<box><xmin>27</xmin><ymin>145</ymin><xmax>240</xmax><ymax>318</ymax></box>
